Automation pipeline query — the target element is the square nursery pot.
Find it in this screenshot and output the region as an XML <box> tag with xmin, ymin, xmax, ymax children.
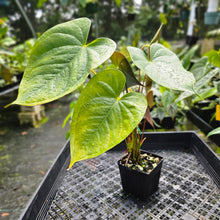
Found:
<box><xmin>118</xmin><ymin>151</ymin><xmax>163</xmax><ymax>200</ymax></box>
<box><xmin>19</xmin><ymin>132</ymin><xmax>220</xmax><ymax>220</ymax></box>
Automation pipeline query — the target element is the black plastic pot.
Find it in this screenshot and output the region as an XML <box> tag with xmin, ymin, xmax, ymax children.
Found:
<box><xmin>127</xmin><ymin>13</ymin><xmax>136</xmax><ymax>20</ymax></box>
<box><xmin>118</xmin><ymin>151</ymin><xmax>163</xmax><ymax>200</ymax></box>
<box><xmin>186</xmin><ymin>36</ymin><xmax>198</xmax><ymax>46</ymax></box>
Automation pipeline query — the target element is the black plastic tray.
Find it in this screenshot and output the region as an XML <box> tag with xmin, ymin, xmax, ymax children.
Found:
<box><xmin>19</xmin><ymin>132</ymin><xmax>220</xmax><ymax>220</ymax></box>
<box><xmin>187</xmin><ymin>110</ymin><xmax>220</xmax><ymax>147</ymax></box>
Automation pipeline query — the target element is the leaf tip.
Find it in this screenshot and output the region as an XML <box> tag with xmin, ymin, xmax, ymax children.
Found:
<box><xmin>68</xmin><ymin>160</ymin><xmax>75</xmax><ymax>170</ymax></box>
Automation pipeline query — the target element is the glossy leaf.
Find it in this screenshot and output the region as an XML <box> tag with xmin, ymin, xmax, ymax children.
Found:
<box><xmin>69</xmin><ymin>69</ymin><xmax>147</xmax><ymax>168</ymax></box>
<box><xmin>128</xmin><ymin>43</ymin><xmax>195</xmax><ymax>92</ymax></box>
<box><xmin>110</xmin><ymin>51</ymin><xmax>140</xmax><ymax>87</ymax></box>
<box><xmin>12</xmin><ymin>18</ymin><xmax>116</xmax><ymax>106</ymax></box>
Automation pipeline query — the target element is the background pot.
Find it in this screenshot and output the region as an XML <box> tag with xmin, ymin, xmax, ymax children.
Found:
<box><xmin>85</xmin><ymin>3</ymin><xmax>98</xmax><ymax>14</ymax></box>
<box><xmin>180</xmin><ymin>8</ymin><xmax>189</xmax><ymax>21</ymax></box>
<box><xmin>204</xmin><ymin>12</ymin><xmax>220</xmax><ymax>25</ymax></box>
<box><xmin>186</xmin><ymin>35</ymin><xmax>198</xmax><ymax>46</ymax></box>
<box><xmin>118</xmin><ymin>151</ymin><xmax>163</xmax><ymax>200</ymax></box>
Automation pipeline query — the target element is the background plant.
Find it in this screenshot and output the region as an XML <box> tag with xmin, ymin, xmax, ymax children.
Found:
<box><xmin>0</xmin><ymin>18</ymin><xmax>35</xmax><ymax>88</ymax></box>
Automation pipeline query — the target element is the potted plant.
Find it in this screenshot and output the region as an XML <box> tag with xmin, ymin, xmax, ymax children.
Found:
<box><xmin>7</xmin><ymin>17</ymin><xmax>195</xmax><ymax>199</ymax></box>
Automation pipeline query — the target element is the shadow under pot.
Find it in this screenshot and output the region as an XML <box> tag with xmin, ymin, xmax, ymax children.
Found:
<box><xmin>118</xmin><ymin>150</ymin><xmax>164</xmax><ymax>200</ymax></box>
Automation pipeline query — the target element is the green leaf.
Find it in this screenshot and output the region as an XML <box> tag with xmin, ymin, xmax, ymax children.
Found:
<box><xmin>79</xmin><ymin>0</ymin><xmax>86</xmax><ymax>7</ymax></box>
<box><xmin>159</xmin><ymin>13</ymin><xmax>167</xmax><ymax>25</ymax></box>
<box><xmin>176</xmin><ymin>68</ymin><xmax>218</xmax><ymax>103</ymax></box>
<box><xmin>114</xmin><ymin>0</ymin><xmax>121</xmax><ymax>6</ymax></box>
<box><xmin>166</xmin><ymin>103</ymin><xmax>177</xmax><ymax>118</ymax></box>
<box><xmin>190</xmin><ymin>57</ymin><xmax>209</xmax><ymax>81</ymax></box>
<box><xmin>69</xmin><ymin>69</ymin><xmax>147</xmax><ymax>167</ymax></box>
<box><xmin>1</xmin><ymin>37</ymin><xmax>16</xmax><ymax>47</ymax></box>
<box><xmin>194</xmin><ymin>68</ymin><xmax>218</xmax><ymax>91</ymax></box>
<box><xmin>181</xmin><ymin>44</ymin><xmax>199</xmax><ymax>70</ymax></box>
<box><xmin>192</xmin><ymin>87</ymin><xmax>217</xmax><ymax>104</ymax></box>
<box><xmin>161</xmin><ymin>90</ymin><xmax>175</xmax><ymax>109</ymax></box>
<box><xmin>204</xmin><ymin>49</ymin><xmax>220</xmax><ymax>67</ymax></box>
<box><xmin>37</xmin><ymin>0</ymin><xmax>48</xmax><ymax>8</ymax></box>
<box><xmin>214</xmin><ymin>81</ymin><xmax>220</xmax><ymax>94</ymax></box>
<box><xmin>127</xmin><ymin>43</ymin><xmax>195</xmax><ymax>92</ymax></box>
<box><xmin>110</xmin><ymin>51</ymin><xmax>140</xmax><ymax>87</ymax></box>
<box><xmin>12</xmin><ymin>18</ymin><xmax>116</xmax><ymax>106</ymax></box>
<box><xmin>0</xmin><ymin>26</ymin><xmax>7</xmax><ymax>38</ymax></box>
<box><xmin>156</xmin><ymin>107</ymin><xmax>166</xmax><ymax>121</ymax></box>
<box><xmin>150</xmin><ymin>24</ymin><xmax>163</xmax><ymax>45</ymax></box>
<box><xmin>207</xmin><ymin>127</ymin><xmax>220</xmax><ymax>137</ymax></box>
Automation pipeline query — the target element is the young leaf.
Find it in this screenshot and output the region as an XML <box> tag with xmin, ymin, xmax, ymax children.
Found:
<box><xmin>11</xmin><ymin>18</ymin><xmax>116</xmax><ymax>106</ymax></box>
<box><xmin>149</xmin><ymin>24</ymin><xmax>163</xmax><ymax>45</ymax></box>
<box><xmin>128</xmin><ymin>43</ymin><xmax>195</xmax><ymax>92</ymax></box>
<box><xmin>110</xmin><ymin>51</ymin><xmax>140</xmax><ymax>87</ymax></box>
<box><xmin>69</xmin><ymin>69</ymin><xmax>147</xmax><ymax>168</ymax></box>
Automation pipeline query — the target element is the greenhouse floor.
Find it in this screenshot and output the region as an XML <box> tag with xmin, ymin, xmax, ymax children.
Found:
<box><xmin>0</xmin><ymin>91</ymin><xmax>72</xmax><ymax>220</ymax></box>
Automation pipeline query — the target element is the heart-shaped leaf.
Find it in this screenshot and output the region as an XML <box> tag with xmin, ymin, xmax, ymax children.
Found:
<box><xmin>12</xmin><ymin>18</ymin><xmax>116</xmax><ymax>106</ymax></box>
<box><xmin>127</xmin><ymin>43</ymin><xmax>195</xmax><ymax>92</ymax></box>
<box><xmin>69</xmin><ymin>69</ymin><xmax>147</xmax><ymax>168</ymax></box>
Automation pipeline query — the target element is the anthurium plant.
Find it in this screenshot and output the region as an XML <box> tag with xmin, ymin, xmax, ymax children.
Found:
<box><xmin>8</xmin><ymin>17</ymin><xmax>195</xmax><ymax>169</ymax></box>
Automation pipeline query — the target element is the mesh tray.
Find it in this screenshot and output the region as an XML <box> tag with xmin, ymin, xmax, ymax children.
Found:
<box><xmin>19</xmin><ymin>132</ymin><xmax>220</xmax><ymax>220</ymax></box>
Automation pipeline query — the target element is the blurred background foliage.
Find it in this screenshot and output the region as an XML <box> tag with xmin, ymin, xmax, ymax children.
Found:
<box><xmin>1</xmin><ymin>0</ymin><xmax>218</xmax><ymax>43</ymax></box>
